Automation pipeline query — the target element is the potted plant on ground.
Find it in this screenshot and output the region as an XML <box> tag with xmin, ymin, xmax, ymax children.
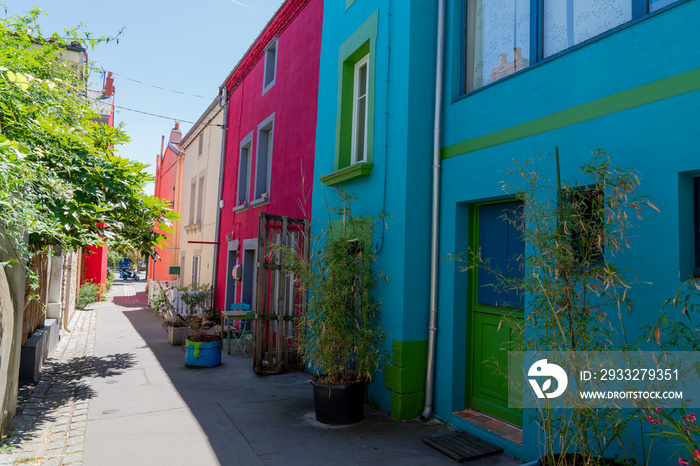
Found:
<box><xmin>184</xmin><ymin>328</ymin><xmax>222</xmax><ymax>367</ymax></box>
<box><xmin>151</xmin><ymin>284</ymin><xmax>190</xmax><ymax>346</ymax></box>
<box><xmin>164</xmin><ymin>311</ymin><xmax>190</xmax><ymax>346</ymax></box>
<box><xmin>179</xmin><ymin>283</ymin><xmax>214</xmax><ymax>330</ymax></box>
<box><xmin>280</xmin><ymin>191</ymin><xmax>387</xmax><ymax>424</ymax></box>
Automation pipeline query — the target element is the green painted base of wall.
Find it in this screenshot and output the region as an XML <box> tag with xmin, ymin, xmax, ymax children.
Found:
<box><xmin>384</xmin><ymin>339</ymin><xmax>427</xmax><ymax>421</ymax></box>
<box><xmin>391</xmin><ymin>391</ymin><xmax>425</xmax><ymax>421</ymax></box>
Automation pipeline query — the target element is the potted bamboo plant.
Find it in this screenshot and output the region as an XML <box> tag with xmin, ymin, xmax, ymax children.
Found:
<box><xmin>281</xmin><ymin>191</ymin><xmax>387</xmax><ymax>424</ymax></box>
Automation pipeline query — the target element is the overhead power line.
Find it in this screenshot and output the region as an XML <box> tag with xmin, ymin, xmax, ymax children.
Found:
<box><xmin>113</xmin><ymin>104</ymin><xmax>224</xmax><ymax>128</ymax></box>
<box><xmin>106</xmin><ymin>71</ymin><xmax>215</xmax><ymax>100</ymax></box>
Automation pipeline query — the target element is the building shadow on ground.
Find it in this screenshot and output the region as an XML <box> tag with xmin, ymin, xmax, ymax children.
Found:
<box><xmin>121</xmin><ymin>306</ymin><xmax>461</xmax><ymax>466</ymax></box>
<box><xmin>4</xmin><ymin>352</ymin><xmax>136</xmax><ymax>446</ymax></box>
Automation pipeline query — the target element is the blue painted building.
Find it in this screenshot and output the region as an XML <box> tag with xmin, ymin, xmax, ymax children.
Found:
<box><xmin>312</xmin><ymin>0</ymin><xmax>438</xmax><ymax>419</ymax></box>
<box><xmin>315</xmin><ymin>0</ymin><xmax>700</xmax><ymax>462</ymax></box>
<box><xmin>437</xmin><ymin>0</ymin><xmax>699</xmax><ymax>460</ymax></box>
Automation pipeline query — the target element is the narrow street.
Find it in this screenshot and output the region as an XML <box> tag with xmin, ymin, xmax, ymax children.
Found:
<box><xmin>2</xmin><ymin>281</ymin><xmax>519</xmax><ymax>465</ymax></box>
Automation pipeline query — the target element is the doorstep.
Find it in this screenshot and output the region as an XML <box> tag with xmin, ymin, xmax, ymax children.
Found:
<box><xmin>453</xmin><ymin>409</ymin><xmax>522</xmax><ymax>445</ymax></box>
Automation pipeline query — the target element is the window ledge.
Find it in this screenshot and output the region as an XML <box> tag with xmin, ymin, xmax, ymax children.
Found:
<box><xmin>320</xmin><ymin>162</ymin><xmax>374</xmax><ymax>186</ymax></box>
<box><xmin>184</xmin><ymin>223</ymin><xmax>202</xmax><ymax>233</ymax></box>
<box><xmin>232</xmin><ymin>203</ymin><xmax>249</xmax><ymax>213</ymax></box>
<box><xmin>262</xmin><ymin>81</ymin><xmax>275</xmax><ymax>95</ymax></box>
<box><xmin>249</xmin><ymin>197</ymin><xmax>270</xmax><ymax>208</ymax></box>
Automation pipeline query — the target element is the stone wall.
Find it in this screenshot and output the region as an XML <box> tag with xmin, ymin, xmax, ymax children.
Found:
<box><xmin>62</xmin><ymin>250</ymin><xmax>80</xmax><ymax>331</ymax></box>
<box><xmin>0</xmin><ymin>237</ymin><xmax>27</xmax><ymax>437</ymax></box>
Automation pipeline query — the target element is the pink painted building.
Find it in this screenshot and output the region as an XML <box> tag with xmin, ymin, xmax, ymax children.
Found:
<box><xmin>215</xmin><ymin>0</ymin><xmax>322</xmax><ymax>313</ymax></box>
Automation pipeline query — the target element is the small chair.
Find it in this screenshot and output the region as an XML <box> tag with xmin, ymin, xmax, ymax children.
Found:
<box><xmin>221</xmin><ymin>303</ymin><xmax>254</xmax><ymax>356</ymax></box>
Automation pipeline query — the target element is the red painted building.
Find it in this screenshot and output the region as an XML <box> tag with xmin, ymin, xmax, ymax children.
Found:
<box><xmin>81</xmin><ymin>73</ymin><xmax>116</xmax><ymax>296</ymax></box>
<box><xmin>151</xmin><ymin>123</ymin><xmax>184</xmax><ymax>283</ymax></box>
<box><xmin>215</xmin><ymin>0</ymin><xmax>322</xmax><ymax>313</ymax></box>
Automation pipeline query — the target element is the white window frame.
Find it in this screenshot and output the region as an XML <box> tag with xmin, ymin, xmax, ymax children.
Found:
<box><xmin>189</xmin><ymin>179</ymin><xmax>197</xmax><ymax>225</ymax></box>
<box><xmin>262</xmin><ymin>38</ymin><xmax>278</xmax><ymax>95</ymax></box>
<box><xmin>236</xmin><ymin>131</ymin><xmax>253</xmax><ymax>208</ymax></box>
<box><xmin>197</xmin><ymin>134</ymin><xmax>204</xmax><ymax>157</ymax></box>
<box><xmin>253</xmin><ymin>114</ymin><xmax>274</xmax><ymax>204</ymax></box>
<box><xmin>191</xmin><ymin>255</ymin><xmax>201</xmax><ymax>285</ymax></box>
<box><xmin>196</xmin><ymin>174</ymin><xmax>205</xmax><ymax>224</ymax></box>
<box><xmin>351</xmin><ymin>55</ymin><xmax>369</xmax><ymax>165</ymax></box>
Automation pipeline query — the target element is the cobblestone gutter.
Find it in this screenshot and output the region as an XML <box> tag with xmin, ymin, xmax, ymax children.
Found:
<box><xmin>0</xmin><ymin>304</ymin><xmax>100</xmax><ymax>466</ymax></box>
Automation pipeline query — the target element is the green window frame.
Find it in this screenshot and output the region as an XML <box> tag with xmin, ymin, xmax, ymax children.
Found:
<box><xmin>320</xmin><ymin>10</ymin><xmax>378</xmax><ymax>187</ymax></box>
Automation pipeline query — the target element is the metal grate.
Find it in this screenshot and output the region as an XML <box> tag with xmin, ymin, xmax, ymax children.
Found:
<box><xmin>423</xmin><ymin>431</ymin><xmax>504</xmax><ymax>463</ymax></box>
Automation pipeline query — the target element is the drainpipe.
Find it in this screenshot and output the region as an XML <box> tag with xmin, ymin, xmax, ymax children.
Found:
<box><xmin>421</xmin><ymin>0</ymin><xmax>445</xmax><ymax>422</ymax></box>
<box><xmin>211</xmin><ymin>86</ymin><xmax>229</xmax><ymax>306</ymax></box>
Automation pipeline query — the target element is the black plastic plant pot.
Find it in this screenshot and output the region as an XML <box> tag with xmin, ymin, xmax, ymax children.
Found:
<box><xmin>310</xmin><ymin>379</ymin><xmax>366</xmax><ymax>425</ymax></box>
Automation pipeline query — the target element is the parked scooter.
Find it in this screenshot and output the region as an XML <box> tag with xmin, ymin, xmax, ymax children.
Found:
<box><xmin>120</xmin><ymin>268</ymin><xmax>139</xmax><ymax>281</ymax></box>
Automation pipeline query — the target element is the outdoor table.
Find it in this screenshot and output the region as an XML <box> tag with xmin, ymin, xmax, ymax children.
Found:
<box><xmin>221</xmin><ymin>309</ymin><xmax>254</xmax><ymax>356</ymax></box>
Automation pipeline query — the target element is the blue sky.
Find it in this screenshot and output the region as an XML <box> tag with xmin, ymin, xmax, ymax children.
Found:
<box><xmin>2</xmin><ymin>0</ymin><xmax>285</xmax><ymax>194</ymax></box>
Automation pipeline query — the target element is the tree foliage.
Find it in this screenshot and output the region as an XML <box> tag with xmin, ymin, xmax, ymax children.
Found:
<box><xmin>0</xmin><ymin>7</ymin><xmax>175</xmax><ymax>264</ymax></box>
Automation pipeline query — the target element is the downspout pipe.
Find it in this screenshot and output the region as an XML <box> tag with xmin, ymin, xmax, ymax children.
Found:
<box><xmin>421</xmin><ymin>0</ymin><xmax>445</xmax><ymax>422</ymax></box>
<box><xmin>211</xmin><ymin>86</ymin><xmax>229</xmax><ymax>304</ymax></box>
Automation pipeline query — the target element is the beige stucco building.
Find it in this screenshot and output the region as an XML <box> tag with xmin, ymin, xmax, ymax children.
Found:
<box><xmin>178</xmin><ymin>98</ymin><xmax>225</xmax><ymax>289</ymax></box>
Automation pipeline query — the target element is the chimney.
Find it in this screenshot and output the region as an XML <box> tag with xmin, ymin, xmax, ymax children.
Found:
<box><xmin>104</xmin><ymin>71</ymin><xmax>115</xmax><ymax>97</ymax></box>
<box><xmin>169</xmin><ymin>121</ymin><xmax>182</xmax><ymax>144</ymax></box>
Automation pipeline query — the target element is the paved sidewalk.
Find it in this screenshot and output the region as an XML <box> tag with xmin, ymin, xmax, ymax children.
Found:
<box><xmin>1</xmin><ymin>302</ymin><xmax>101</xmax><ymax>465</ymax></box>
<box><xmin>2</xmin><ymin>281</ymin><xmax>523</xmax><ymax>465</ymax></box>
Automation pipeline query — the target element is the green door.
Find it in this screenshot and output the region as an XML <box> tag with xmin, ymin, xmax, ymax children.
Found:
<box><xmin>468</xmin><ymin>201</ymin><xmax>523</xmax><ymax>426</ymax></box>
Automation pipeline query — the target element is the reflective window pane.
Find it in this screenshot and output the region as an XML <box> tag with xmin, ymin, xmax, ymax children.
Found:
<box><xmin>650</xmin><ymin>0</ymin><xmax>678</xmax><ymax>11</ymax></box>
<box><xmin>352</xmin><ymin>59</ymin><xmax>369</xmax><ymax>164</ymax></box>
<box><xmin>466</xmin><ymin>0</ymin><xmax>530</xmax><ymax>92</ymax></box>
<box><xmin>544</xmin><ymin>0</ymin><xmax>632</xmax><ymax>58</ymax></box>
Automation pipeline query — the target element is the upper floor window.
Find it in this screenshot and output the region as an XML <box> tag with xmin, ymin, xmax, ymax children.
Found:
<box><xmin>189</xmin><ymin>181</ymin><xmax>196</xmax><ymax>225</ymax></box>
<box><xmin>543</xmin><ymin>0</ymin><xmax>632</xmax><ymax>57</ymax></box>
<box><xmin>197</xmin><ymin>134</ymin><xmax>204</xmax><ymax>157</ymax></box>
<box><xmin>196</xmin><ymin>175</ymin><xmax>205</xmax><ymax>224</ymax></box>
<box><xmin>319</xmin><ymin>10</ymin><xmax>378</xmax><ymax>187</ymax></box>
<box><xmin>352</xmin><ymin>55</ymin><xmax>369</xmax><ymax>164</ymax></box>
<box><xmin>465</xmin><ymin>0</ymin><xmax>530</xmax><ymax>93</ymax></box>
<box><xmin>650</xmin><ymin>0</ymin><xmax>679</xmax><ymax>11</ymax></box>
<box><xmin>262</xmin><ymin>38</ymin><xmax>277</xmax><ymax>95</ymax></box>
<box><xmin>253</xmin><ymin>115</ymin><xmax>274</xmax><ymax>202</ymax></box>
<box><xmin>465</xmin><ymin>0</ymin><xmax>683</xmax><ymax>93</ymax></box>
<box><xmin>237</xmin><ymin>132</ymin><xmax>253</xmax><ymax>206</ymax></box>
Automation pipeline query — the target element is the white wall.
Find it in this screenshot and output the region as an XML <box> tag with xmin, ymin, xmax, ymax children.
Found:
<box><xmin>179</xmin><ymin>102</ymin><xmax>224</xmax><ymax>288</ymax></box>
